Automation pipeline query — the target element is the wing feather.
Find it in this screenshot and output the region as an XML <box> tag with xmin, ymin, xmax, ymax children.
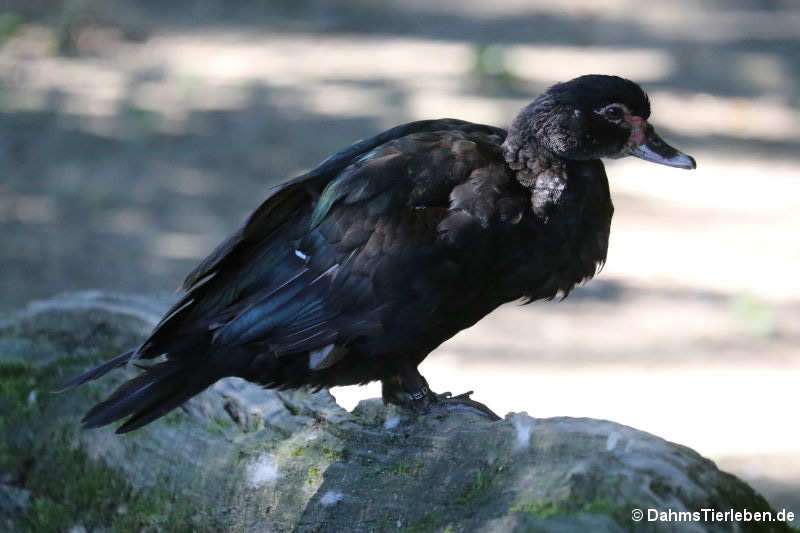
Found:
<box><xmin>137</xmin><ymin>120</ymin><xmax>507</xmax><ymax>366</ymax></box>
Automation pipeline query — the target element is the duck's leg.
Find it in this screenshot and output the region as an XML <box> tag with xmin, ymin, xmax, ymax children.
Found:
<box><xmin>381</xmin><ymin>368</ymin><xmax>501</xmax><ymax>421</ymax></box>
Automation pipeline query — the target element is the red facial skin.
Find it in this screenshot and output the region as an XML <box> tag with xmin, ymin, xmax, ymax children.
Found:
<box><xmin>627</xmin><ymin>113</ymin><xmax>646</xmax><ymax>146</ymax></box>
<box><xmin>596</xmin><ymin>103</ymin><xmax>646</xmax><ymax>147</ymax></box>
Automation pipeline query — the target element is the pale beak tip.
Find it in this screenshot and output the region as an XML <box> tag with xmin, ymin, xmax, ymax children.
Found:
<box><xmin>674</xmin><ymin>152</ymin><xmax>696</xmax><ymax>170</ymax></box>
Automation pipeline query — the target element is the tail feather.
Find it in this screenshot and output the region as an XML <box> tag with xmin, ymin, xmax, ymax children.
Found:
<box><xmin>56</xmin><ymin>350</ymin><xmax>136</xmax><ymax>392</ymax></box>
<box><xmin>115</xmin><ymin>378</ymin><xmax>204</xmax><ymax>433</ymax></box>
<box><xmin>81</xmin><ymin>358</ymin><xmax>221</xmax><ymax>434</ymax></box>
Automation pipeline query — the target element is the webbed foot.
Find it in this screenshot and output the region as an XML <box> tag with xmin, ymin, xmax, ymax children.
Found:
<box><xmin>381</xmin><ymin>371</ymin><xmax>501</xmax><ymax>421</ymax></box>
<box><xmin>429</xmin><ymin>390</ymin><xmax>501</xmax><ymax>421</ymax></box>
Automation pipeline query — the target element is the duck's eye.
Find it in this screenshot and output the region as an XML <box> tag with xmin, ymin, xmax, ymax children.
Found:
<box><xmin>604</xmin><ymin>106</ymin><xmax>624</xmax><ymax>121</ymax></box>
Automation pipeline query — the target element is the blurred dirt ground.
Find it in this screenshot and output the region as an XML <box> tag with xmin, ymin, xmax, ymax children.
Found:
<box><xmin>1</xmin><ymin>0</ymin><xmax>799</xmax><ymax>520</ymax></box>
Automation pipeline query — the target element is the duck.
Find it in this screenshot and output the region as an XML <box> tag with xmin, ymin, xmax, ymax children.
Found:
<box><xmin>61</xmin><ymin>74</ymin><xmax>696</xmax><ymax>432</ymax></box>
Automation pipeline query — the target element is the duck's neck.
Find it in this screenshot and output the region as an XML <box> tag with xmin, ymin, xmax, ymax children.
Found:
<box><xmin>501</xmin><ymin>137</ymin><xmax>569</xmax><ymax>216</ymax></box>
<box><xmin>500</xmin><ymin>136</ymin><xmax>614</xmax><ymax>301</ymax></box>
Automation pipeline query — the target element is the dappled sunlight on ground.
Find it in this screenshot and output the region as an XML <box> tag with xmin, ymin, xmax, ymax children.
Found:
<box><xmin>607</xmin><ymin>154</ymin><xmax>800</xmax><ymax>300</ymax></box>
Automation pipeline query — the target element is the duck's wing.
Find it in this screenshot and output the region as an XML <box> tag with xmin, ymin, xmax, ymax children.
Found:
<box><xmin>68</xmin><ymin>120</ymin><xmax>513</xmax><ymax>433</ymax></box>
<box><xmin>64</xmin><ymin>119</ymin><xmax>507</xmax><ymax>385</ymax></box>
<box><xmin>198</xmin><ymin>124</ymin><xmax>511</xmax><ymax>359</ymax></box>
<box><xmin>150</xmin><ymin>120</ymin><xmax>505</xmax><ymax>354</ymax></box>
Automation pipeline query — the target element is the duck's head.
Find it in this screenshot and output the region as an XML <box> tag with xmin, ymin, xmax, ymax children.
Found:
<box><xmin>505</xmin><ymin>74</ymin><xmax>695</xmax><ymax>170</ymax></box>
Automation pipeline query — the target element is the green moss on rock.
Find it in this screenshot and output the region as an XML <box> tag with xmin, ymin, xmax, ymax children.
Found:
<box><xmin>19</xmin><ymin>438</ymin><xmax>206</xmax><ymax>533</ymax></box>
<box><xmin>1</xmin><ymin>295</ymin><xmax>794</xmax><ymax>533</ymax></box>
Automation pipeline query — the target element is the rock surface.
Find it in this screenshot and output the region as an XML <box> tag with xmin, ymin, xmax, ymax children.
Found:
<box><xmin>0</xmin><ymin>293</ymin><xmax>792</xmax><ymax>532</ymax></box>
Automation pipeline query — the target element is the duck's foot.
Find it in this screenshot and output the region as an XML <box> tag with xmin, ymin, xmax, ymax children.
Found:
<box><xmin>427</xmin><ymin>390</ymin><xmax>502</xmax><ymax>421</ymax></box>
<box><xmin>381</xmin><ymin>371</ymin><xmax>501</xmax><ymax>421</ymax></box>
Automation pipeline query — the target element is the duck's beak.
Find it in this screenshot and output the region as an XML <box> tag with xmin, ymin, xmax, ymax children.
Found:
<box><xmin>624</xmin><ymin>122</ymin><xmax>696</xmax><ymax>169</ymax></box>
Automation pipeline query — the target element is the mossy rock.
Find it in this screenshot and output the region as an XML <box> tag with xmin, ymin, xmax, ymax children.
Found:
<box><xmin>0</xmin><ymin>293</ymin><xmax>792</xmax><ymax>532</ymax></box>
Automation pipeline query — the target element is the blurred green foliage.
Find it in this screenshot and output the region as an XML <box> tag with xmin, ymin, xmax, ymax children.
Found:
<box><xmin>0</xmin><ymin>11</ymin><xmax>24</xmax><ymax>41</ymax></box>
<box><xmin>731</xmin><ymin>295</ymin><xmax>776</xmax><ymax>338</ymax></box>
